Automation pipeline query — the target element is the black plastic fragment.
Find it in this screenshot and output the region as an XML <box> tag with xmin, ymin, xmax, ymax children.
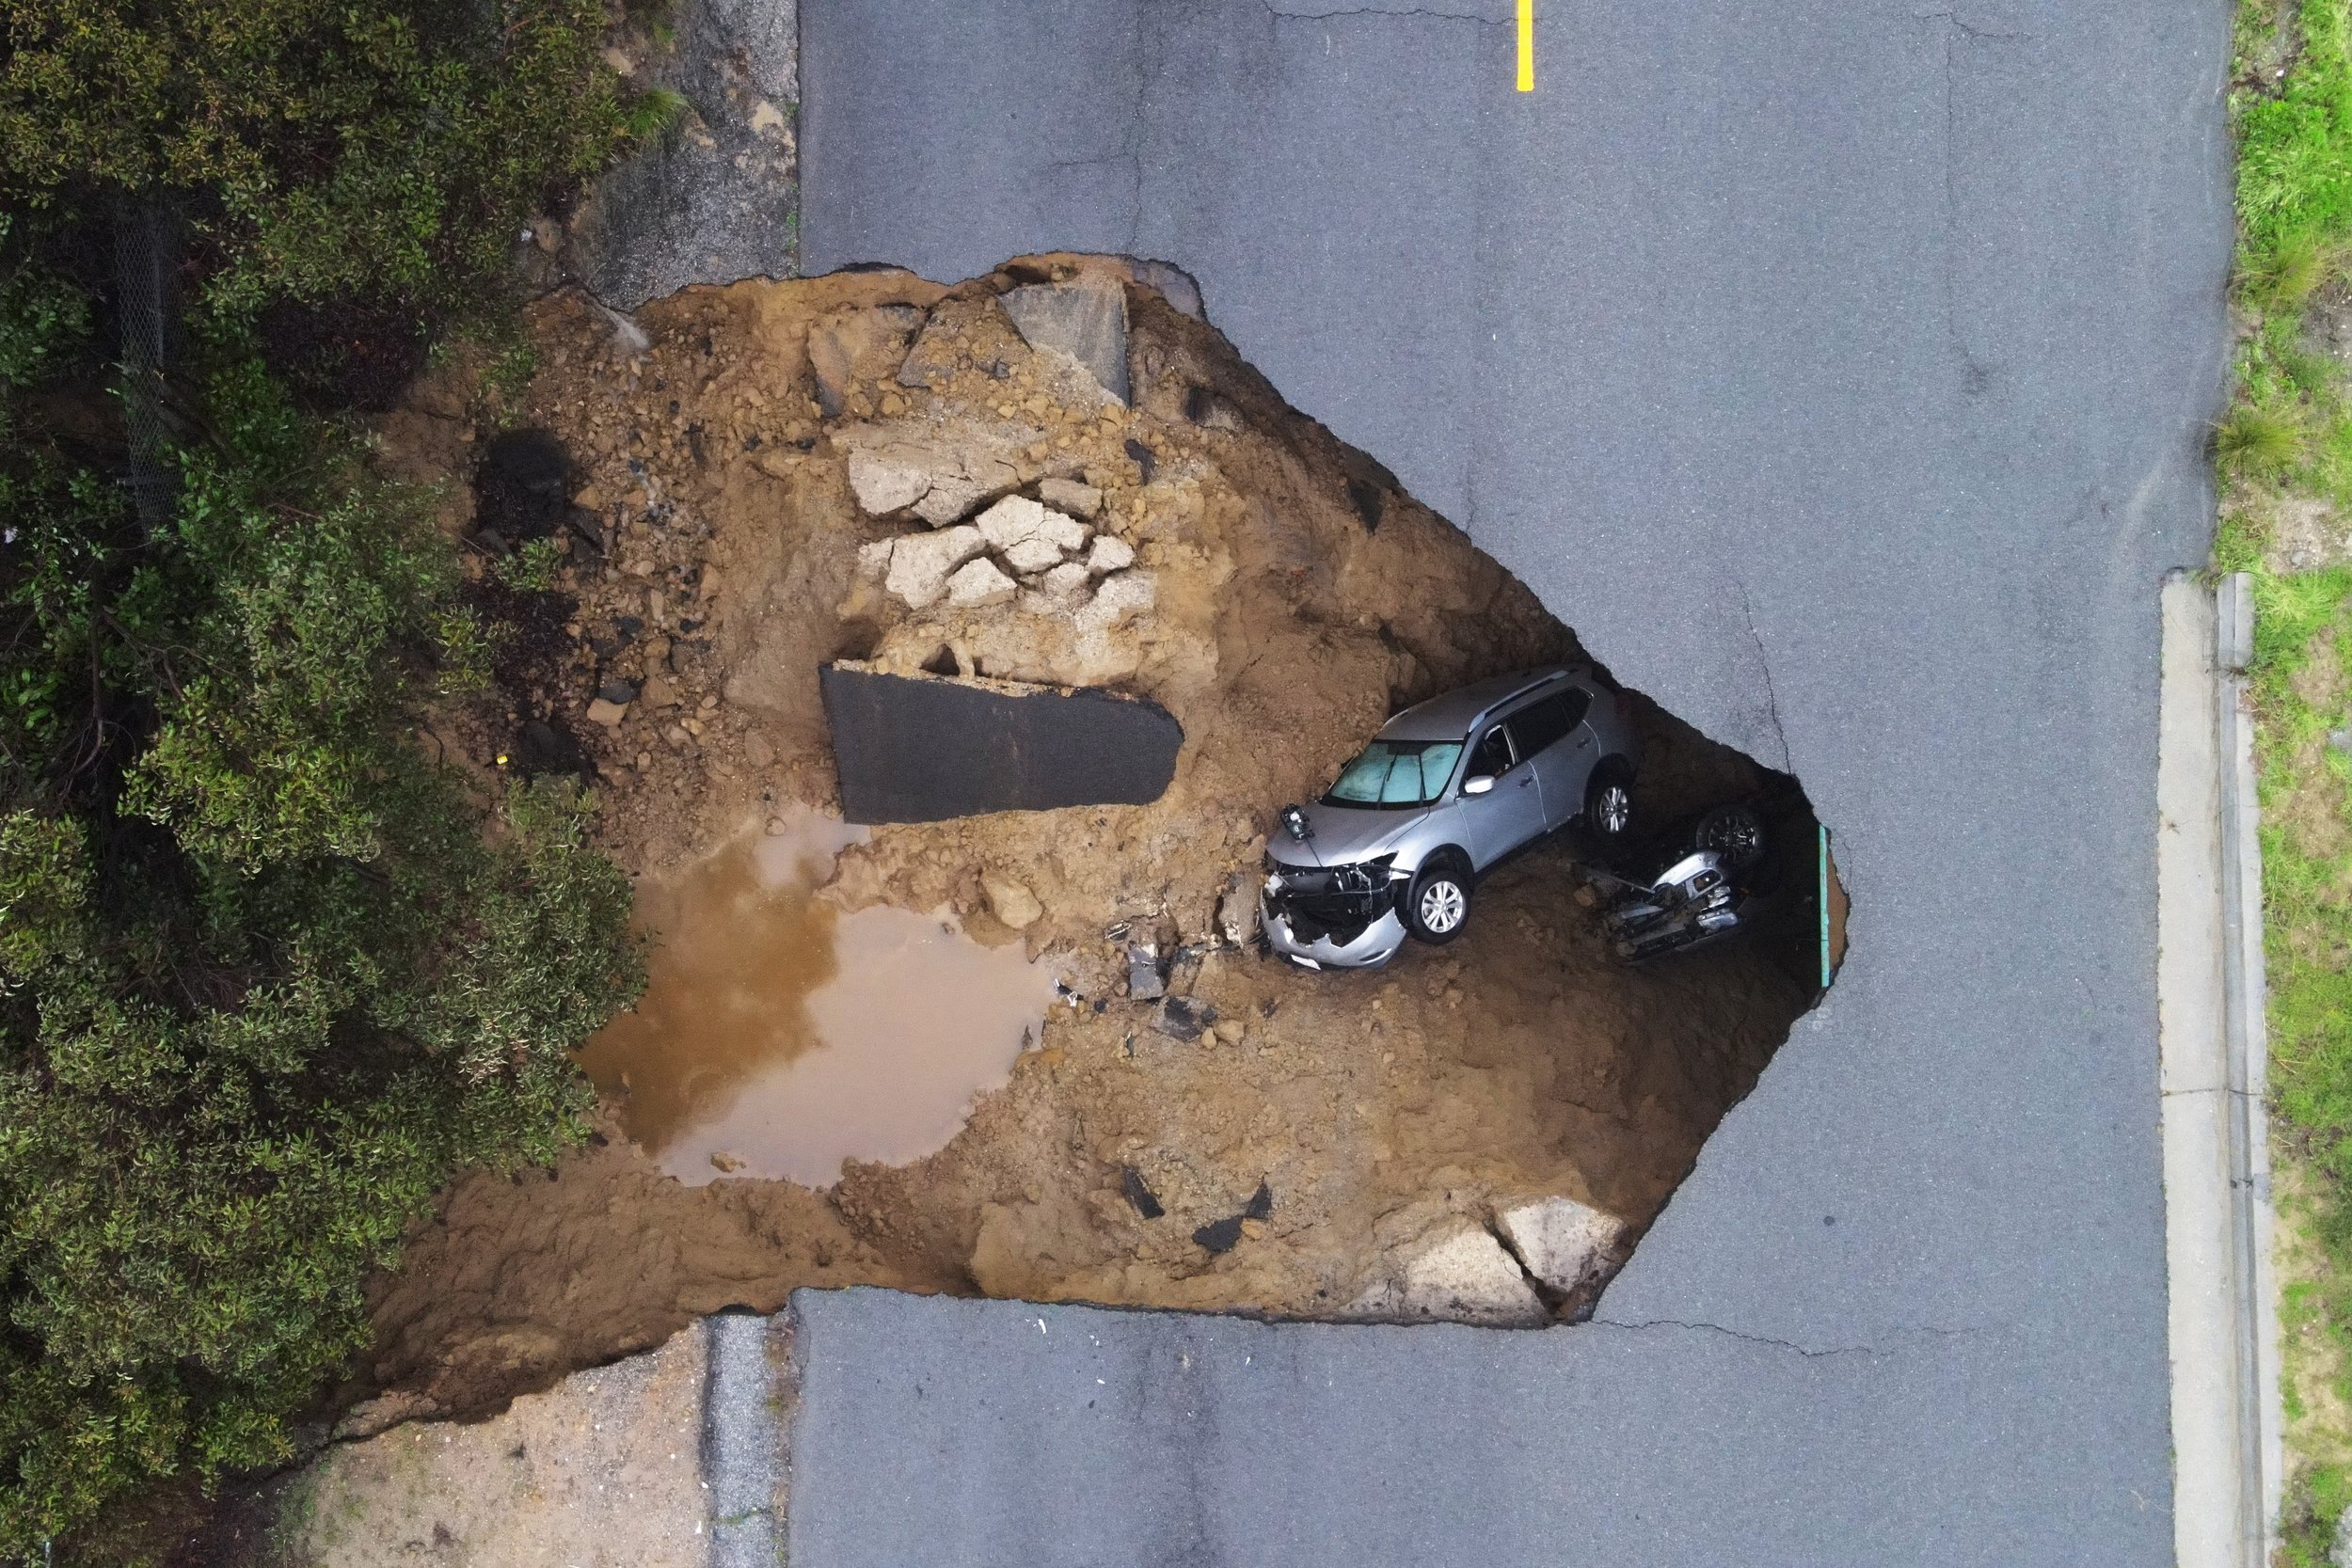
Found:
<box><xmin>1193</xmin><ymin>1215</ymin><xmax>1244</xmax><ymax>1255</ymax></box>
<box><xmin>1153</xmin><ymin>995</ymin><xmax>1215</xmax><ymax>1040</ymax></box>
<box><xmin>1121</xmin><ymin>1165</ymin><xmax>1164</xmax><ymax>1220</ymax></box>
<box><xmin>819</xmin><ymin>665</ymin><xmax>1184</xmax><ymax>825</ymax></box>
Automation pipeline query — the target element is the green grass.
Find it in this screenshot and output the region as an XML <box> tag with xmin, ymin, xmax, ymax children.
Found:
<box><xmin>2230</xmin><ymin>3</ymin><xmax>2352</xmax><ymax>1560</ymax></box>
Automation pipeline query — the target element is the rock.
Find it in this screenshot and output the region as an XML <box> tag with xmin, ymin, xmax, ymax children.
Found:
<box><xmin>1001</xmin><ymin>277</ymin><xmax>1131</xmax><ymax>403</ymax></box>
<box><xmin>943</xmin><ymin>557</ymin><xmax>1017</xmax><ymax>608</ymax></box>
<box><xmin>1085</xmin><ymin>533</ymin><xmax>1135</xmax><ymax>574</ymax></box>
<box><xmin>1399</xmin><ymin>1226</ymin><xmax>1548</xmax><ymax>1326</ymax></box>
<box><xmin>1211</xmin><ymin>1019</ymin><xmax>1246</xmax><ymax>1046</ymax></box>
<box><xmin>709</xmin><ymin>1150</ymin><xmax>746</xmax><ymax>1174</ymax></box>
<box><xmin>641</xmin><ymin>674</ymin><xmax>680</xmax><ymax>708</ymax></box>
<box><xmin>1038</xmin><ymin>562</ymin><xmax>1092</xmax><ymax>600</ymax></box>
<box><xmin>1214</xmin><ymin>879</ymin><xmax>1257</xmax><ymax>946</ymax></box>
<box><xmin>1126</xmin><ymin>942</ymin><xmax>1166</xmax><ymax>1001</ymax></box>
<box><xmin>856</xmin><ymin>536</ymin><xmax>897</xmax><ymax>578</ymax></box>
<box><xmin>1494</xmin><ymin>1196</ymin><xmax>1626</xmax><ymax>1300</ymax></box>
<box><xmin>596</xmin><ymin>678</ymin><xmax>639</xmax><ymax>705</ymax></box>
<box><xmin>1075</xmin><ymin>569</ymin><xmax>1155</xmax><ymax>632</ymax></box>
<box><xmin>882</xmin><ymin>524</ymin><xmax>986</xmax><ymax>609</ymax></box>
<box><xmin>585</xmin><ymin>698</ymin><xmax>629</xmax><ymax>727</ymax></box>
<box><xmin>1038</xmin><ymin>476</ymin><xmax>1104</xmax><ymax>518</ymax></box>
<box><xmin>983</xmin><ymin>874</ymin><xmax>1043</xmax><ymax>929</ymax></box>
<box><xmin>1002</xmin><ymin>535</ymin><xmax>1068</xmax><ymax>575</ymax></box>
<box><xmin>976</xmin><ymin>494</ymin><xmax>1090</xmax><ymax>555</ymax></box>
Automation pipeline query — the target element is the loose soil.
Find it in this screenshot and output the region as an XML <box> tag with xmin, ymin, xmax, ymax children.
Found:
<box><xmin>358</xmin><ymin>258</ymin><xmax>1816</xmax><ymax>1420</ymax></box>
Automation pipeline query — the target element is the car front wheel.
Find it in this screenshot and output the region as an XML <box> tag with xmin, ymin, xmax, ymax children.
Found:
<box><xmin>1404</xmin><ymin>862</ymin><xmax>1471</xmax><ymax>944</ymax></box>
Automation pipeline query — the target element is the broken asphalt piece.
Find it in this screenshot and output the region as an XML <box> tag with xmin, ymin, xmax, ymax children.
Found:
<box><xmin>1152</xmin><ymin>995</ymin><xmax>1215</xmax><ymax>1040</ymax></box>
<box><xmin>1121</xmin><ymin>1165</ymin><xmax>1164</xmax><ymax>1220</ymax></box>
<box><xmin>1118</xmin><ymin>256</ymin><xmax>1204</xmax><ymax>321</ymax></box>
<box><xmin>999</xmin><ymin>277</ymin><xmax>1129</xmax><ymax>404</ymax></box>
<box><xmin>819</xmin><ymin>663</ymin><xmax>1184</xmax><ymax>824</ymax></box>
<box><xmin>1192</xmin><ymin>1182</ymin><xmax>1271</xmax><ymax>1256</ymax></box>
<box><xmin>1126</xmin><ymin>942</ymin><xmax>1167</xmax><ymax>1002</ymax></box>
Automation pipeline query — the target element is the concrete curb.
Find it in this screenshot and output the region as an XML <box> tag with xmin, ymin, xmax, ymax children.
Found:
<box><xmin>2157</xmin><ymin>570</ymin><xmax>2280</xmax><ymax>1568</ymax></box>
<box><xmin>704</xmin><ymin>1309</ymin><xmax>795</xmax><ymax>1567</ymax></box>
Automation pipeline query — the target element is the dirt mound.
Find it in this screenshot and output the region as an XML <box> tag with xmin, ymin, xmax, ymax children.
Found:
<box><xmin>359</xmin><ymin>257</ymin><xmax>1813</xmax><ymax>1419</ymax></box>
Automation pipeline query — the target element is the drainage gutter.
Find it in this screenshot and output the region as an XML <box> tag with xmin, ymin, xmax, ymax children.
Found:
<box><xmin>2157</xmin><ymin>570</ymin><xmax>2281</xmax><ymax>1568</ymax></box>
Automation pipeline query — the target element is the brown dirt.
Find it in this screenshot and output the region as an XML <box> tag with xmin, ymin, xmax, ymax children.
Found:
<box><xmin>359</xmin><ymin>257</ymin><xmax>1813</xmax><ymax>1419</ymax></box>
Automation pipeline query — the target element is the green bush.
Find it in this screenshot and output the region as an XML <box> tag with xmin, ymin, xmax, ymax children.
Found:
<box><xmin>0</xmin><ymin>0</ymin><xmax>639</xmax><ymax>317</ymax></box>
<box><xmin>0</xmin><ymin>358</ymin><xmax>640</xmax><ymax>1557</ymax></box>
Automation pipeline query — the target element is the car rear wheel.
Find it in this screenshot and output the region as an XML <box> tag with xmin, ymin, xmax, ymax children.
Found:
<box><xmin>1584</xmin><ymin>761</ymin><xmax>1634</xmax><ymax>842</ymax></box>
<box><xmin>1404</xmin><ymin>862</ymin><xmax>1471</xmax><ymax>944</ymax></box>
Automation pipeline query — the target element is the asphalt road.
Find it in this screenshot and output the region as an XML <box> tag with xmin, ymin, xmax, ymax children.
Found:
<box><xmin>789</xmin><ymin>2</ymin><xmax>2235</xmax><ymax>1561</ymax></box>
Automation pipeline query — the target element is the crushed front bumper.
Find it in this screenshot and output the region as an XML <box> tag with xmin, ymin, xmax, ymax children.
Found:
<box><xmin>1259</xmin><ymin>863</ymin><xmax>1411</xmax><ymax>969</ymax></box>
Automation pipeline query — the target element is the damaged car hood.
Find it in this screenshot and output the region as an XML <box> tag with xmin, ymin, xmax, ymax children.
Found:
<box><xmin>1269</xmin><ymin>805</ymin><xmax>1430</xmax><ymax>868</ymax></box>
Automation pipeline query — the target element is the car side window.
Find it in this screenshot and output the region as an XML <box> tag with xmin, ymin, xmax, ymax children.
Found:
<box><xmin>1470</xmin><ymin>724</ymin><xmax>1515</xmax><ymax>778</ymax></box>
<box><xmin>1505</xmin><ymin>688</ymin><xmax>1591</xmax><ymax>757</ymax></box>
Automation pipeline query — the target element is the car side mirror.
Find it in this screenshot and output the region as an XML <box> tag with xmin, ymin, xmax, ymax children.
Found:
<box><xmin>1462</xmin><ymin>775</ymin><xmax>1495</xmax><ymax>796</ymax></box>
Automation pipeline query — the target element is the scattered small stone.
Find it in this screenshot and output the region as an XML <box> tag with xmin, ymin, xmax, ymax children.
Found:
<box><xmin>1211</xmin><ymin>1019</ymin><xmax>1246</xmax><ymax>1046</ymax></box>
<box><xmin>597</xmin><ymin>679</ymin><xmax>639</xmax><ymax>705</ymax></box>
<box><xmin>585</xmin><ymin>698</ymin><xmax>629</xmax><ymax>728</ymax></box>
<box><xmin>642</xmin><ymin>674</ymin><xmax>679</xmax><ymax>708</ymax></box>
<box><xmin>709</xmin><ymin>1150</ymin><xmax>746</xmax><ymax>1174</ymax></box>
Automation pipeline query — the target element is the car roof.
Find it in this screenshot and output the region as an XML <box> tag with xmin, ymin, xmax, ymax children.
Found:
<box><xmin>1375</xmin><ymin>665</ymin><xmax>1578</xmax><ymax>742</ymax></box>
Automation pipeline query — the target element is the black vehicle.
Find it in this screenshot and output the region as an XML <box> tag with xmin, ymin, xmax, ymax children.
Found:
<box><xmin>1591</xmin><ymin>804</ymin><xmax>1769</xmax><ymax>963</ymax></box>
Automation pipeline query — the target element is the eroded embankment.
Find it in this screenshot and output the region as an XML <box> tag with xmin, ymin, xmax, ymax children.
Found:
<box><xmin>355</xmin><ymin>258</ymin><xmax>1821</xmax><ymax>1425</ymax></box>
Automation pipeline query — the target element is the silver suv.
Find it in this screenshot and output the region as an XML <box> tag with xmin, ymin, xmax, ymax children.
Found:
<box><xmin>1260</xmin><ymin>665</ymin><xmax>1639</xmax><ymax>969</ymax></box>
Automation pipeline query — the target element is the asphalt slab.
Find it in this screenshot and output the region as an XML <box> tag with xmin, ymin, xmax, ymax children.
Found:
<box><xmin>788</xmin><ymin>1</ymin><xmax>2235</xmax><ymax>1561</ymax></box>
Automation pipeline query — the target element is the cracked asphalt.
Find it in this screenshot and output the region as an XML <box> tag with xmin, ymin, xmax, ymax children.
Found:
<box><xmin>787</xmin><ymin>0</ymin><xmax>2235</xmax><ymax>1560</ymax></box>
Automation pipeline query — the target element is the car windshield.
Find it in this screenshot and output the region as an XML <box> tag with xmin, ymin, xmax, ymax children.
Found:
<box><xmin>1323</xmin><ymin>740</ymin><xmax>1465</xmax><ymax>808</ymax></box>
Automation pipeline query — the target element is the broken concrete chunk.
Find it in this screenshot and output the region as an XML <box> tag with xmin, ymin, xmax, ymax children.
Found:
<box><xmin>856</xmin><ymin>536</ymin><xmax>897</xmax><ymax>578</ymax></box>
<box><xmin>1214</xmin><ymin>879</ymin><xmax>1258</xmax><ymax>947</ymax></box>
<box><xmin>847</xmin><ymin>448</ymin><xmax>935</xmax><ymax>515</ymax></box>
<box><xmin>807</xmin><ymin>304</ymin><xmax>924</xmax><ymax>419</ymax></box>
<box><xmin>882</xmin><ymin>524</ymin><xmax>986</xmax><ymax>610</ymax></box>
<box><xmin>976</xmin><ymin>494</ymin><xmax>1089</xmax><ymax>555</ymax></box>
<box><xmin>1001</xmin><ymin>535</ymin><xmax>1068</xmax><ymax>575</ymax></box>
<box><xmin>1038</xmin><ymin>562</ymin><xmax>1092</xmax><ymax>600</ymax></box>
<box><xmin>912</xmin><ymin>469</ymin><xmax>1006</xmax><ymax>528</ymax></box>
<box><xmin>982</xmin><ymin>873</ymin><xmax>1042</xmax><ymax>929</ymax></box>
<box><xmin>943</xmin><ymin>556</ymin><xmax>1017</xmax><ymax>609</ymax></box>
<box><xmin>1000</xmin><ymin>277</ymin><xmax>1130</xmax><ymax>404</ymax></box>
<box><xmin>1494</xmin><ymin>1196</ymin><xmax>1626</xmax><ymax>1300</ymax></box>
<box><xmin>1038</xmin><ymin>476</ymin><xmax>1104</xmax><ymax>519</ymax></box>
<box><xmin>585</xmin><ymin>698</ymin><xmax>629</xmax><ymax>728</ymax></box>
<box><xmin>1075</xmin><ymin>569</ymin><xmax>1155</xmax><ymax>632</ymax></box>
<box><xmin>1084</xmin><ymin>534</ymin><xmax>1135</xmax><ymax>575</ymax></box>
<box><xmin>1399</xmin><ymin>1227</ymin><xmax>1548</xmax><ymax>1326</ymax></box>
<box><xmin>1126</xmin><ymin>942</ymin><xmax>1166</xmax><ymax>1002</ymax></box>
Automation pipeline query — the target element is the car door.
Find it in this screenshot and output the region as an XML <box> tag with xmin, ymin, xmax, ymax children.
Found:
<box><xmin>1460</xmin><ymin>718</ymin><xmax>1546</xmax><ymax>869</ymax></box>
<box><xmin>1515</xmin><ymin>686</ymin><xmax>1597</xmax><ymax>831</ymax></box>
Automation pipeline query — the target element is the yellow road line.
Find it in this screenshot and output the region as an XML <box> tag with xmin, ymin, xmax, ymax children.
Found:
<box><xmin>1517</xmin><ymin>0</ymin><xmax>1534</xmax><ymax>90</ymax></box>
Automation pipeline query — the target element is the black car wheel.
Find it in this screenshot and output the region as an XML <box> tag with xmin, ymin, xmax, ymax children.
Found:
<box><xmin>1695</xmin><ymin>805</ymin><xmax>1767</xmax><ymax>869</ymax></box>
<box><xmin>1584</xmin><ymin>761</ymin><xmax>1635</xmax><ymax>842</ymax></box>
<box><xmin>1404</xmin><ymin>861</ymin><xmax>1471</xmax><ymax>944</ymax></box>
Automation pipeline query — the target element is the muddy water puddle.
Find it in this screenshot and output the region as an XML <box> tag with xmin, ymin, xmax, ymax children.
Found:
<box><xmin>578</xmin><ymin>812</ymin><xmax>1057</xmax><ymax>1186</ymax></box>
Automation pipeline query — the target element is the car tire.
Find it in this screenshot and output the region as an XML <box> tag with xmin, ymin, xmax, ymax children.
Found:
<box><xmin>1403</xmin><ymin>860</ymin><xmax>1472</xmax><ymax>945</ymax></box>
<box><xmin>1694</xmin><ymin>805</ymin><xmax>1766</xmax><ymax>869</ymax></box>
<box><xmin>1584</xmin><ymin>761</ymin><xmax>1635</xmax><ymax>842</ymax></box>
